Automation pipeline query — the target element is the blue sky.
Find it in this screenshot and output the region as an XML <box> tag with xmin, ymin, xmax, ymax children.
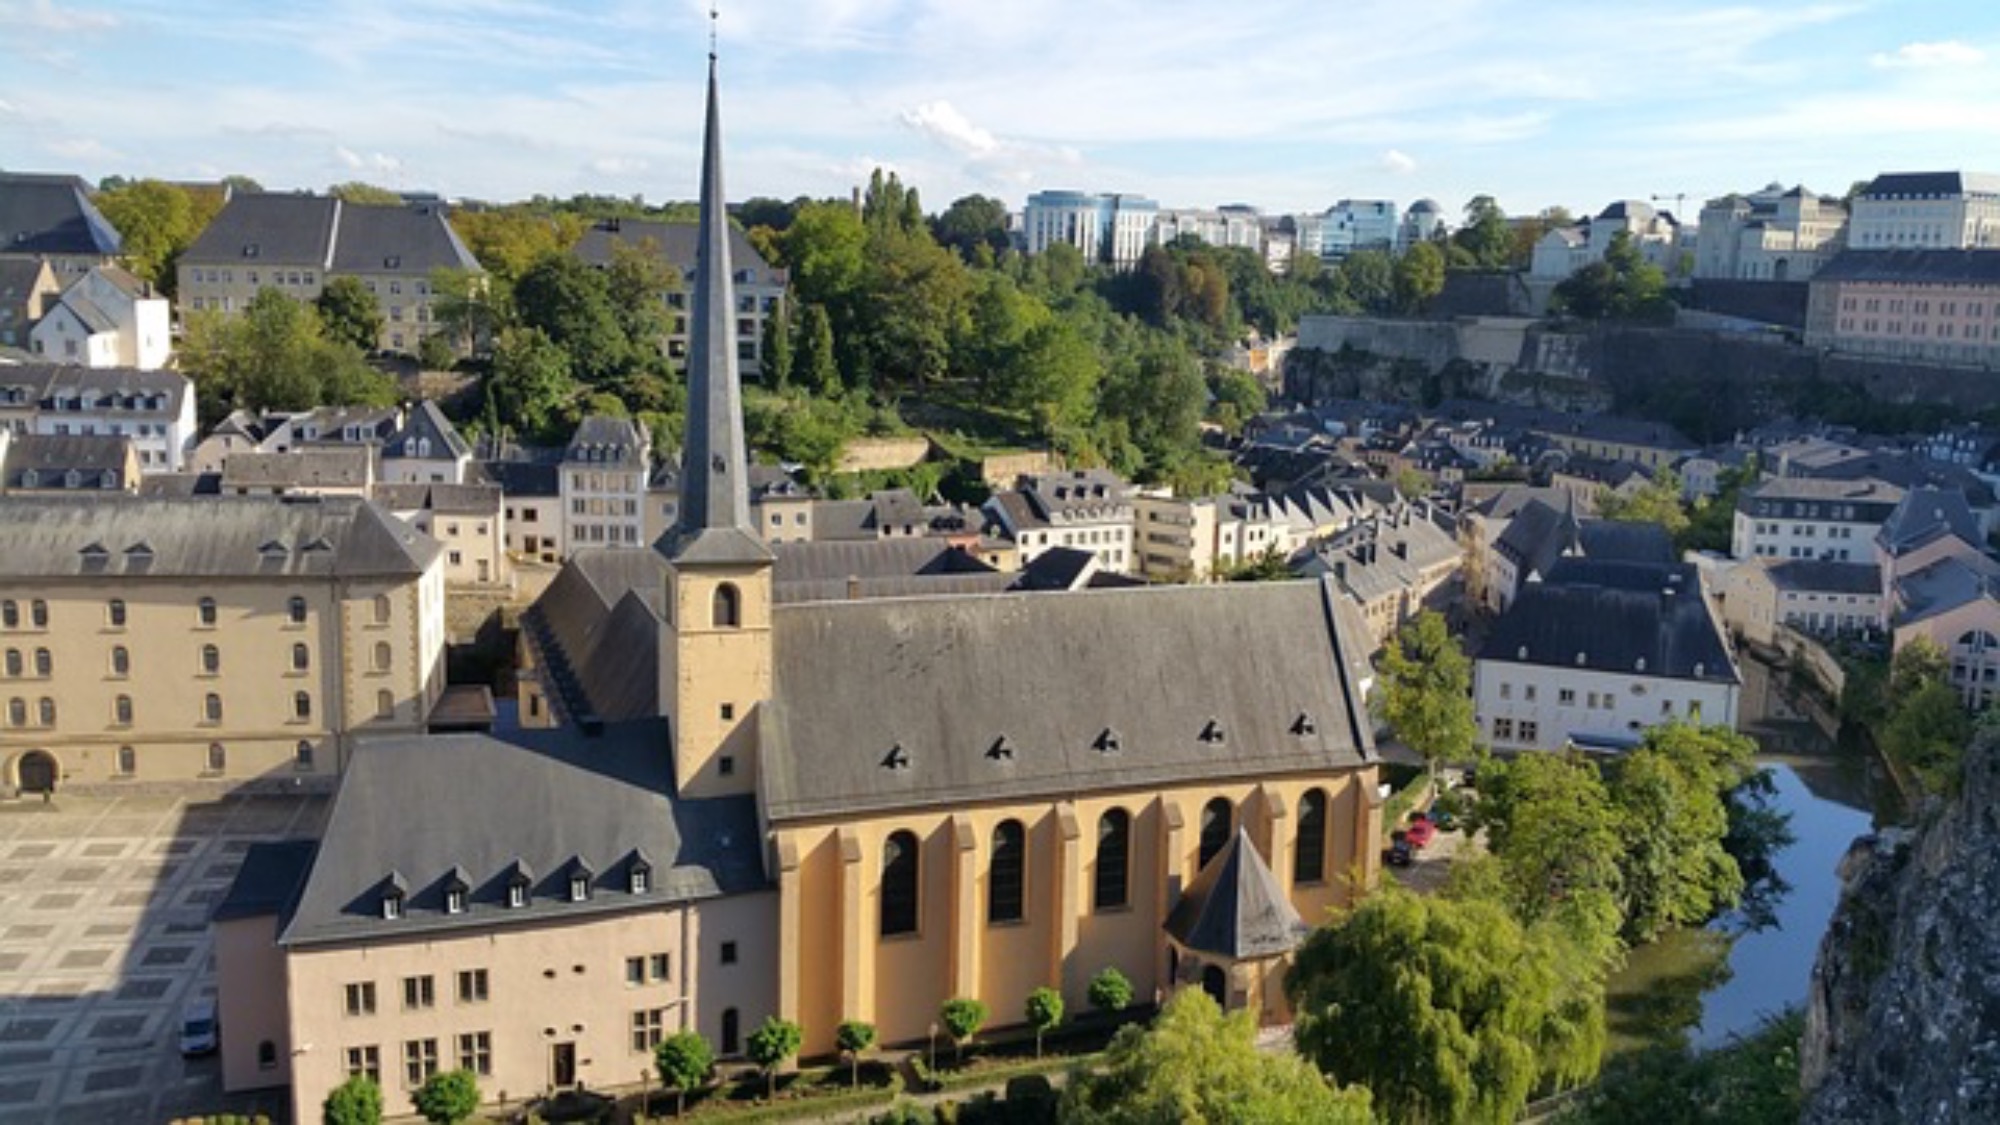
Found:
<box><xmin>2</xmin><ymin>0</ymin><xmax>1997</xmax><ymax>219</ymax></box>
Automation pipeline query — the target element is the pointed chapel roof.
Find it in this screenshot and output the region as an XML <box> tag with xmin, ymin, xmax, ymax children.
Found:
<box><xmin>660</xmin><ymin>55</ymin><xmax>768</xmax><ymax>567</ymax></box>
<box><xmin>1163</xmin><ymin>827</ymin><xmax>1308</xmax><ymax>961</ymax></box>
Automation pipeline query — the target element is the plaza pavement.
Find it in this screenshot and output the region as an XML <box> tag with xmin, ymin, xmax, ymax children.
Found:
<box><xmin>0</xmin><ymin>790</ymin><xmax>325</xmax><ymax>1125</ymax></box>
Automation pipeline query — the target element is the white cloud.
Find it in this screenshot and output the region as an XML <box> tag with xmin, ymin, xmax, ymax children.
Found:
<box><xmin>334</xmin><ymin>146</ymin><xmax>402</xmax><ymax>174</ymax></box>
<box><xmin>1379</xmin><ymin>149</ymin><xmax>1418</xmax><ymax>174</ymax></box>
<box><xmin>901</xmin><ymin>100</ymin><xmax>998</xmax><ymax>158</ymax></box>
<box><xmin>1870</xmin><ymin>40</ymin><xmax>1986</xmax><ymax>69</ymax></box>
<box><xmin>898</xmin><ymin>98</ymin><xmax>1080</xmax><ymax>188</ymax></box>
<box><xmin>1</xmin><ymin>0</ymin><xmax>117</xmax><ymax>32</ymax></box>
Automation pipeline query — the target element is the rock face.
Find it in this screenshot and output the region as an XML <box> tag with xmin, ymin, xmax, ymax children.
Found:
<box><xmin>1801</xmin><ymin>734</ymin><xmax>2000</xmax><ymax>1123</ymax></box>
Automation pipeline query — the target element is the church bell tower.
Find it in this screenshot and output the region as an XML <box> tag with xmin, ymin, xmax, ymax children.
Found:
<box><xmin>657</xmin><ymin>44</ymin><xmax>773</xmax><ymax>800</ymax></box>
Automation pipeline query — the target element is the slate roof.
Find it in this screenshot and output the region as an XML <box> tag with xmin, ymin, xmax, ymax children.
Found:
<box><xmin>1860</xmin><ymin>172</ymin><xmax>2000</xmax><ymax>199</ymax></box>
<box><xmin>1815</xmin><ymin>250</ymin><xmax>2000</xmax><ymax>286</ymax></box>
<box><xmin>0</xmin><ymin>173</ymin><xmax>121</xmax><ymax>257</ymax></box>
<box><xmin>760</xmin><ymin>578</ymin><xmax>1376</xmax><ymax>823</ymax></box>
<box><xmin>213</xmin><ymin>840</ymin><xmax>317</xmax><ymax>924</ymax></box>
<box><xmin>480</xmin><ymin>459</ymin><xmax>561</xmax><ymax>498</ymax></box>
<box><xmin>523</xmin><ymin>548</ymin><xmax>669</xmax><ymax>725</ymax></box>
<box><xmin>1494</xmin><ymin>498</ymin><xmax>1577</xmax><ymax>577</ymax></box>
<box><xmin>1576</xmin><ymin>520</ymin><xmax>1677</xmax><ymax>566</ymax></box>
<box><xmin>1767</xmin><ymin>559</ymin><xmax>1883</xmax><ymax>596</ymax></box>
<box><xmin>1879</xmin><ymin>487</ymin><xmax>1983</xmax><ymax>555</ymax></box>
<box><xmin>279</xmin><ymin>721</ymin><xmax>767</xmax><ymax>946</ymax></box>
<box><xmin>0</xmin><ymin>494</ymin><xmax>438</xmax><ymax>578</ymax></box>
<box><xmin>385</xmin><ymin>401</ymin><xmax>471</xmax><ymax>462</ymax></box>
<box><xmin>572</xmin><ymin>218</ymin><xmax>785</xmax><ymax>286</ymax></box>
<box><xmin>2</xmin><ymin>433</ymin><xmax>132</xmax><ymax>490</ymax></box>
<box><xmin>1737</xmin><ymin>477</ymin><xmax>1904</xmax><ymax>519</ymax></box>
<box><xmin>371</xmin><ymin>482</ymin><xmax>500</xmax><ymax>515</ymax></box>
<box><xmin>0</xmin><ymin>364</ymin><xmax>190</xmax><ymax>416</ymax></box>
<box><xmin>1163</xmin><ymin>828</ymin><xmax>1307</xmax><ymax>960</ymax></box>
<box><xmin>564</xmin><ymin>415</ymin><xmax>649</xmax><ymax>471</ymax></box>
<box><xmin>1011</xmin><ymin>546</ymin><xmax>1098</xmax><ymax>591</ymax></box>
<box><xmin>221</xmin><ymin>448</ymin><xmax>372</xmax><ymax>490</ymax></box>
<box><xmin>183</xmin><ymin>195</ymin><xmax>478</xmax><ymax>275</ymax></box>
<box><xmin>1481</xmin><ymin>560</ymin><xmax>1737</xmax><ymax>683</ymax></box>
<box><xmin>1896</xmin><ymin>556</ymin><xmax>2000</xmax><ymax>624</ymax></box>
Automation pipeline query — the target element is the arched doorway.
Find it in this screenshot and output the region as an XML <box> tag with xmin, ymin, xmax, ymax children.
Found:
<box><xmin>1772</xmin><ymin>258</ymin><xmax>1790</xmax><ymax>281</ymax></box>
<box><xmin>1201</xmin><ymin>965</ymin><xmax>1228</xmax><ymax>1008</ymax></box>
<box><xmin>15</xmin><ymin>750</ymin><xmax>57</xmax><ymax>794</ymax></box>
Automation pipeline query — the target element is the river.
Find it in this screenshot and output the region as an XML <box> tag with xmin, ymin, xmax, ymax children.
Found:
<box><xmin>1602</xmin><ymin>659</ymin><xmax>1886</xmax><ymax>1055</ymax></box>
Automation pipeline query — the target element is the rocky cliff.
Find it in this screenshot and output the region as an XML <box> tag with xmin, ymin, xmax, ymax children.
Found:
<box><xmin>1801</xmin><ymin>733</ymin><xmax>2000</xmax><ymax>1123</ymax></box>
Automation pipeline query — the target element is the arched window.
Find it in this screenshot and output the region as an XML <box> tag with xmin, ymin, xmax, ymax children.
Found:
<box><xmin>30</xmin><ymin>600</ymin><xmax>46</xmax><ymax>628</ymax></box>
<box><xmin>720</xmin><ymin>1008</ymin><xmax>740</xmax><ymax>1055</ymax></box>
<box><xmin>3</xmin><ymin>649</ymin><xmax>18</xmax><ymax>677</ymax></box>
<box><xmin>110</xmin><ymin>646</ymin><xmax>129</xmax><ymax>677</ymax></box>
<box><xmin>1199</xmin><ymin>798</ymin><xmax>1233</xmax><ymax>869</ymax></box>
<box><xmin>200</xmin><ymin>644</ymin><xmax>220</xmax><ymax>674</ymax></box>
<box><xmin>204</xmin><ymin>693</ymin><xmax>223</xmax><ymax>723</ymax></box>
<box><xmin>881</xmin><ymin>829</ymin><xmax>920</xmax><ymax>937</ymax></box>
<box><xmin>32</xmin><ymin>648</ymin><xmax>49</xmax><ymax>676</ymax></box>
<box><xmin>37</xmin><ymin>698</ymin><xmax>55</xmax><ymax>726</ymax></box>
<box><xmin>1958</xmin><ymin>630</ymin><xmax>2000</xmax><ymax>652</ymax></box>
<box><xmin>1295</xmin><ymin>788</ymin><xmax>1328</xmax><ymax>886</ymax></box>
<box><xmin>989</xmin><ymin>820</ymin><xmax>1026</xmax><ymax>925</ymax></box>
<box><xmin>196</xmin><ymin>597</ymin><xmax>216</xmax><ymax>627</ymax></box>
<box><xmin>1</xmin><ymin>601</ymin><xmax>16</xmax><ymax>628</ymax></box>
<box><xmin>373</xmin><ymin>595</ymin><xmax>392</xmax><ymax>624</ymax></box>
<box><xmin>1094</xmin><ymin>809</ymin><xmax>1131</xmax><ymax>911</ymax></box>
<box><xmin>712</xmin><ymin>583</ymin><xmax>741</xmax><ymax>628</ymax></box>
<box><xmin>293</xmin><ymin>692</ymin><xmax>312</xmax><ymax>721</ymax></box>
<box><xmin>6</xmin><ymin>698</ymin><xmax>22</xmax><ymax>726</ymax></box>
<box><xmin>373</xmin><ymin>641</ymin><xmax>392</xmax><ymax>671</ymax></box>
<box><xmin>288</xmin><ymin>596</ymin><xmax>308</xmax><ymax>625</ymax></box>
<box><xmin>292</xmin><ymin>643</ymin><xmax>310</xmax><ymax>672</ymax></box>
<box><xmin>207</xmin><ymin>743</ymin><xmax>226</xmax><ymax>772</ymax></box>
<box><xmin>107</xmin><ymin>599</ymin><xmax>126</xmax><ymax>627</ymax></box>
<box><xmin>113</xmin><ymin>694</ymin><xmax>133</xmax><ymax>726</ymax></box>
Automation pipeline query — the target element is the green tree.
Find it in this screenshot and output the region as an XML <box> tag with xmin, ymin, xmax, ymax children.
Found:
<box><xmin>179</xmin><ymin>291</ymin><xmax>396</xmax><ymax>422</ymax></box>
<box><xmin>410</xmin><ymin>1069</ymin><xmax>479</xmax><ymax>1125</ymax></box>
<box><xmin>1595</xmin><ymin>468</ymin><xmax>1691</xmax><ymax>539</ymax></box>
<box><xmin>1393</xmin><ymin>240</ymin><xmax>1447</xmax><ymax>313</ymax></box>
<box><xmin>428</xmin><ymin>268</ymin><xmax>506</xmax><ymax>356</ymax></box>
<box><xmin>795</xmin><ymin>303</ymin><xmax>841</xmax><ymax>397</ymax></box>
<box><xmin>315</xmin><ymin>276</ymin><xmax>385</xmax><ymax>353</ymax></box>
<box><xmin>449</xmin><ymin>207</ymin><xmax>587</xmax><ymax>283</ymax></box>
<box><xmin>939</xmin><ymin>997</ymin><xmax>988</xmax><ymax>1065</ymax></box>
<box><xmin>1087</xmin><ymin>968</ymin><xmax>1134</xmax><ymax>1015</ymax></box>
<box><xmin>932</xmin><ymin>194</ymin><xmax>1011</xmax><ymax>262</ymax></box>
<box><xmin>1335</xmin><ymin>250</ymin><xmax>1395</xmax><ymax>315</ymax></box>
<box><xmin>1025</xmin><ymin>987</ymin><xmax>1064</xmax><ymax>1059</ymax></box>
<box><xmin>1289</xmin><ymin>888</ymin><xmax>1603</xmax><ymax>1124</ymax></box>
<box><xmin>1552</xmin><ymin>231</ymin><xmax>1673</xmax><ymax>322</ymax></box>
<box><xmin>486</xmin><ymin>326</ymin><xmax>578</xmax><ymax>442</ymax></box>
<box><xmin>653</xmin><ymin>1030</ymin><xmax>713</xmax><ymax>1117</ymax></box>
<box><xmin>329</xmin><ymin>181</ymin><xmax>402</xmax><ymax>206</ymax></box>
<box><xmin>1881</xmin><ymin>675</ymin><xmax>1972</xmax><ymax>796</ymax></box>
<box><xmin>1098</xmin><ymin>334</ymin><xmax>1205</xmax><ymax>476</ymax></box>
<box><xmin>1612</xmin><ymin>724</ymin><xmax>1757</xmax><ymax>941</ymax></box>
<box><xmin>1380</xmin><ymin>610</ymin><xmax>1478</xmax><ymax>777</ymax></box>
<box><xmin>1452</xmin><ymin>195</ymin><xmax>1513</xmax><ymax>270</ymax></box>
<box><xmin>1566</xmin><ymin>1010</ymin><xmax>1803</xmax><ymax>1125</ymax></box>
<box><xmin>836</xmin><ymin>1019</ymin><xmax>877</xmax><ymax>1089</ymax></box>
<box><xmin>1006</xmin><ymin>319</ymin><xmax>1101</xmax><ymax>439</ymax></box>
<box><xmin>1061</xmin><ymin>989</ymin><xmax>1373</xmax><ymax>1125</ymax></box>
<box><xmin>761</xmin><ymin>300</ymin><xmax>794</xmax><ymax>390</ymax></box>
<box><xmin>1467</xmin><ymin>752</ymin><xmax>1625</xmax><ymax>960</ymax></box>
<box><xmin>512</xmin><ymin>252</ymin><xmax>629</xmax><ymax>384</ymax></box>
<box><xmin>94</xmin><ymin>178</ymin><xmax>216</xmax><ymax>292</ymax></box>
<box><xmin>745</xmin><ymin>1016</ymin><xmax>802</xmax><ymax>1099</ymax></box>
<box><xmin>322</xmin><ymin>1073</ymin><xmax>384</xmax><ymax>1125</ymax></box>
<box><xmin>417</xmin><ymin>332</ymin><xmax>457</xmax><ymax>372</ymax></box>
<box><xmin>1208</xmin><ymin>369</ymin><xmax>1268</xmax><ymax>435</ymax></box>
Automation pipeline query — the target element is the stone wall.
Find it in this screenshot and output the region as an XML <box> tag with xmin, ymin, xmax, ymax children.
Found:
<box><xmin>836</xmin><ymin>436</ymin><xmax>934</xmax><ymax>474</ymax></box>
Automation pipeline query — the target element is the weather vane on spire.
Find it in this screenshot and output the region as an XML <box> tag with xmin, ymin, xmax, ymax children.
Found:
<box><xmin>708</xmin><ymin>3</ymin><xmax>718</xmax><ymax>61</ymax></box>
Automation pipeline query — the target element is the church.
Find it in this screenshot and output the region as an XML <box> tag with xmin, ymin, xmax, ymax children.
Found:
<box><xmin>212</xmin><ymin>51</ymin><xmax>1383</xmax><ymax>1123</ymax></box>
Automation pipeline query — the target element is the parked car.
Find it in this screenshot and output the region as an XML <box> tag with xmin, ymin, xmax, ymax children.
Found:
<box><xmin>1385</xmin><ymin>833</ymin><xmax>1414</xmax><ymax>867</ymax></box>
<box><xmin>1403</xmin><ymin>814</ymin><xmax>1437</xmax><ymax>849</ymax></box>
<box><xmin>1426</xmin><ymin>801</ymin><xmax>1458</xmax><ymax>832</ymax></box>
<box><xmin>178</xmin><ymin>997</ymin><xmax>218</xmax><ymax>1058</ymax></box>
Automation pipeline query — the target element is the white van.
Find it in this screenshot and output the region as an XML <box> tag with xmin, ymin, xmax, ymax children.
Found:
<box><xmin>178</xmin><ymin>997</ymin><xmax>218</xmax><ymax>1057</ymax></box>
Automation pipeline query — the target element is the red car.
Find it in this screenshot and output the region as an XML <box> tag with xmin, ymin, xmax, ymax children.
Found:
<box><xmin>1403</xmin><ymin>814</ymin><xmax>1437</xmax><ymax>849</ymax></box>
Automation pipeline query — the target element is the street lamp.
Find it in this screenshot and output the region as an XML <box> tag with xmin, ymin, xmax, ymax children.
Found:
<box><xmin>927</xmin><ymin>1022</ymin><xmax>939</xmax><ymax>1072</ymax></box>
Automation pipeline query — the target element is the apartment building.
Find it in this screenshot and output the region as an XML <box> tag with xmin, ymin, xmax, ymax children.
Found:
<box><xmin>1805</xmin><ymin>250</ymin><xmax>2000</xmax><ymax>368</ymax></box>
<box><xmin>1731</xmin><ymin>477</ymin><xmax>1904</xmax><ymax>561</ymax></box>
<box><xmin>571</xmin><ymin>219</ymin><xmax>786</xmax><ymax>379</ymax></box>
<box><xmin>0</xmin><ymin>363</ymin><xmax>197</xmax><ymax>472</ymax></box>
<box><xmin>177</xmin><ymin>195</ymin><xmax>483</xmax><ymax>354</ymax></box>
<box><xmin>560</xmin><ymin>415</ymin><xmax>651</xmax><ymax>549</ymax></box>
<box><xmin>1021</xmin><ymin>191</ymin><xmax>1159</xmax><ymax>269</ymax></box>
<box><xmin>1847</xmin><ymin>172</ymin><xmax>2000</xmax><ymax>250</ymax></box>
<box><xmin>1694</xmin><ymin>184</ymin><xmax>1848</xmax><ymax>282</ymax></box>
<box><xmin>0</xmin><ymin>494</ymin><xmax>445</xmax><ymax>792</ymax></box>
<box><xmin>984</xmin><ymin>468</ymin><xmax>1136</xmax><ymax>573</ymax></box>
<box><xmin>28</xmin><ymin>265</ymin><xmax>172</xmax><ymax>369</ymax></box>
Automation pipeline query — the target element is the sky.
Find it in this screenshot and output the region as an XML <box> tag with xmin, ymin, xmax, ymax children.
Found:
<box><xmin>2</xmin><ymin>0</ymin><xmax>1999</xmax><ymax>220</ymax></box>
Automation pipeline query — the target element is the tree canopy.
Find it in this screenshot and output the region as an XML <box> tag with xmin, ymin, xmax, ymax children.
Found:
<box><xmin>1552</xmin><ymin>231</ymin><xmax>1675</xmax><ymax>322</ymax></box>
<box><xmin>93</xmin><ymin>178</ymin><xmax>226</xmax><ymax>295</ymax></box>
<box><xmin>181</xmin><ymin>290</ymin><xmax>397</xmax><ymax>423</ymax></box>
<box><xmin>1379</xmin><ymin>611</ymin><xmax>1479</xmax><ymax>772</ymax></box>
<box><xmin>410</xmin><ymin>1069</ymin><xmax>479</xmax><ymax>1125</ymax></box>
<box><xmin>323</xmin><ymin>1073</ymin><xmax>385</xmax><ymax>1125</ymax></box>
<box><xmin>1061</xmin><ymin>989</ymin><xmax>1373</xmax><ymax>1125</ymax></box>
<box><xmin>315</xmin><ymin>276</ymin><xmax>384</xmax><ymax>352</ymax></box>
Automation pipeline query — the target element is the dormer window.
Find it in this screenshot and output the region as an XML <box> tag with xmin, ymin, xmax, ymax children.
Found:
<box><xmin>507</xmin><ymin>880</ymin><xmax>528</xmax><ymax>909</ymax></box>
<box><xmin>445</xmin><ymin>888</ymin><xmax>465</xmax><ymax>914</ymax></box>
<box><xmin>630</xmin><ymin>858</ymin><xmax>651</xmax><ymax>895</ymax></box>
<box><xmin>382</xmin><ymin>891</ymin><xmax>404</xmax><ymax>920</ymax></box>
<box><xmin>568</xmin><ymin>874</ymin><xmax>589</xmax><ymax>903</ymax></box>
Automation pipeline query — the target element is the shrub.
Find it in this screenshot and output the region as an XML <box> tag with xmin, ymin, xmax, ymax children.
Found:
<box><xmin>939</xmin><ymin>998</ymin><xmax>988</xmax><ymax>1064</ymax></box>
<box><xmin>1087</xmin><ymin>967</ymin><xmax>1134</xmax><ymax>1015</ymax></box>
<box><xmin>323</xmin><ymin>1074</ymin><xmax>384</xmax><ymax>1125</ymax></box>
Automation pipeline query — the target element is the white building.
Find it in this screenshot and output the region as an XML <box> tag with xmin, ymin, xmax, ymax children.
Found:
<box><xmin>1848</xmin><ymin>172</ymin><xmax>2000</xmax><ymax>250</ymax></box>
<box><xmin>1713</xmin><ymin>557</ymin><xmax>1885</xmax><ymax>647</ymax></box>
<box><xmin>1321</xmin><ymin>200</ymin><xmax>1398</xmax><ymax>260</ymax></box>
<box><xmin>985</xmin><ymin>468</ymin><xmax>1136</xmax><ymax>574</ymax></box>
<box><xmin>1021</xmin><ymin>191</ymin><xmax>1158</xmax><ymax>269</ymax></box>
<box><xmin>1398</xmin><ymin>199</ymin><xmax>1445</xmax><ymax>251</ymax></box>
<box><xmin>1731</xmin><ymin>477</ymin><xmax>1904</xmax><ymax>561</ymax></box>
<box><xmin>0</xmin><ymin>363</ymin><xmax>196</xmax><ymax>472</ymax></box>
<box><xmin>559</xmin><ymin>415</ymin><xmax>650</xmax><ymax>550</ymax></box>
<box><xmin>1474</xmin><ymin>560</ymin><xmax>1741</xmax><ymax>753</ymax></box>
<box><xmin>1529</xmin><ymin>200</ymin><xmax>1681</xmax><ymax>281</ymax></box>
<box><xmin>28</xmin><ymin>266</ymin><xmax>171</xmax><ymax>369</ymax></box>
<box><xmin>1693</xmin><ymin>185</ymin><xmax>1848</xmax><ymax>282</ymax></box>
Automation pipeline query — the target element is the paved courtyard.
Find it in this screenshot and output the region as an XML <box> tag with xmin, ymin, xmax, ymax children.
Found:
<box><xmin>0</xmin><ymin>790</ymin><xmax>325</xmax><ymax>1125</ymax></box>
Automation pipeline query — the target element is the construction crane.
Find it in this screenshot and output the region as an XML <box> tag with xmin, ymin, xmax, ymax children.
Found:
<box><xmin>1650</xmin><ymin>192</ymin><xmax>1689</xmax><ymax>218</ymax></box>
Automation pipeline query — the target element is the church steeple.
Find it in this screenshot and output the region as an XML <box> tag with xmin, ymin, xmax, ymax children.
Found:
<box><xmin>671</xmin><ymin>47</ymin><xmax>759</xmax><ymax>550</ymax></box>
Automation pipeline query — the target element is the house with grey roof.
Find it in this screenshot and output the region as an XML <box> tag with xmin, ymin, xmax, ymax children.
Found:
<box><xmin>561</xmin><ymin>414</ymin><xmax>651</xmax><ymax>550</ymax></box>
<box><xmin>1714</xmin><ymin>556</ymin><xmax>1885</xmax><ymax>647</ymax></box>
<box><xmin>0</xmin><ymin>430</ymin><xmax>139</xmax><ymax>493</ymax></box>
<box><xmin>984</xmin><ymin>467</ymin><xmax>1137</xmax><ymax>574</ymax></box>
<box><xmin>371</xmin><ymin>481</ymin><xmax>508</xmax><ymax>587</ymax></box>
<box><xmin>29</xmin><ymin>265</ymin><xmax>171</xmax><ymax>370</ymax></box>
<box><xmin>178</xmin><ymin>195</ymin><xmax>482</xmax><ymax>354</ymax></box>
<box><xmin>1733</xmin><ymin>476</ymin><xmax>1904</xmax><ymax>562</ymax></box>
<box><xmin>1474</xmin><ymin>559</ymin><xmax>1740</xmax><ymax>753</ymax></box>
<box><xmin>0</xmin><ymin>363</ymin><xmax>197</xmax><ymax>472</ymax></box>
<box><xmin>573</xmin><ymin>217</ymin><xmax>787</xmax><ymax>379</ymax></box>
<box><xmin>0</xmin><ymin>172</ymin><xmax>123</xmax><ymax>280</ymax></box>
<box><xmin>0</xmin><ymin>256</ymin><xmax>60</xmax><ymax>349</ymax></box>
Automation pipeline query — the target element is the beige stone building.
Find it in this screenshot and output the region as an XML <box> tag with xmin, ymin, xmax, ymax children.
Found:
<box><xmin>213</xmin><ymin>62</ymin><xmax>1381</xmax><ymax>1125</ymax></box>
<box><xmin>0</xmin><ymin>494</ymin><xmax>446</xmax><ymax>793</ymax></box>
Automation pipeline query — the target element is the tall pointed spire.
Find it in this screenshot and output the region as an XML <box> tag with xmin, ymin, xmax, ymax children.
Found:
<box><xmin>672</xmin><ymin>43</ymin><xmax>756</xmax><ymax>547</ymax></box>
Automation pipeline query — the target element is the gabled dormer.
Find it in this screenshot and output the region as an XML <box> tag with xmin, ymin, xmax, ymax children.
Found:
<box><xmin>441</xmin><ymin>866</ymin><xmax>470</xmax><ymax>915</ymax></box>
<box><xmin>627</xmin><ymin>849</ymin><xmax>653</xmax><ymax>896</ymax></box>
<box><xmin>503</xmin><ymin>858</ymin><xmax>533</xmax><ymax>909</ymax></box>
<box><xmin>378</xmin><ymin>871</ymin><xmax>407</xmax><ymax>920</ymax></box>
